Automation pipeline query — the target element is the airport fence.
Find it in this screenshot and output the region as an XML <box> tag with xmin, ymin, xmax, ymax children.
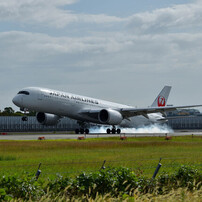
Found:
<box><xmin>0</xmin><ymin>116</ymin><xmax>79</xmax><ymax>132</ymax></box>
<box><xmin>1</xmin><ymin>116</ymin><xmax>202</xmax><ymax>132</ymax></box>
<box><xmin>168</xmin><ymin>116</ymin><xmax>202</xmax><ymax>129</ymax></box>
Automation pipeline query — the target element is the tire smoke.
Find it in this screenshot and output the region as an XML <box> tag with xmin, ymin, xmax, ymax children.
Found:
<box><xmin>90</xmin><ymin>124</ymin><xmax>173</xmax><ymax>134</ymax></box>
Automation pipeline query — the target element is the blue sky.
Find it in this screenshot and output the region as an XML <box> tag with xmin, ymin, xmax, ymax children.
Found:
<box><xmin>67</xmin><ymin>0</ymin><xmax>191</xmax><ymax>16</ymax></box>
<box><xmin>0</xmin><ymin>0</ymin><xmax>202</xmax><ymax>111</ymax></box>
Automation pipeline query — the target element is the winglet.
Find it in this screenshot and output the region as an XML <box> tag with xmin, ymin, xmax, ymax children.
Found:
<box><xmin>151</xmin><ymin>86</ymin><xmax>172</xmax><ymax>107</ymax></box>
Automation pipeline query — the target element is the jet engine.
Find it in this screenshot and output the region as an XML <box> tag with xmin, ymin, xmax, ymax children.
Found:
<box><xmin>98</xmin><ymin>109</ymin><xmax>123</xmax><ymax>125</ymax></box>
<box><xmin>36</xmin><ymin>112</ymin><xmax>60</xmax><ymax>125</ymax></box>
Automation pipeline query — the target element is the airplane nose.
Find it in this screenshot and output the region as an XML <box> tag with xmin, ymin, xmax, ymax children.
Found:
<box><xmin>12</xmin><ymin>96</ymin><xmax>21</xmax><ymax>107</ymax></box>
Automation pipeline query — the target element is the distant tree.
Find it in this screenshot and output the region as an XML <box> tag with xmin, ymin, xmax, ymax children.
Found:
<box><xmin>0</xmin><ymin>107</ymin><xmax>36</xmax><ymax>116</ymax></box>
<box><xmin>0</xmin><ymin>107</ymin><xmax>15</xmax><ymax>116</ymax></box>
<box><xmin>4</xmin><ymin>107</ymin><xmax>15</xmax><ymax>114</ymax></box>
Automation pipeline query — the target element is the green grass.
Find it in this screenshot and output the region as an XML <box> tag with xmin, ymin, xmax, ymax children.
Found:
<box><xmin>0</xmin><ymin>135</ymin><xmax>201</xmax><ymax>178</ymax></box>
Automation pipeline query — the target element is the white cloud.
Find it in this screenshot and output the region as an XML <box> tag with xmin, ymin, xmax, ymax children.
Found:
<box><xmin>127</xmin><ymin>2</ymin><xmax>202</xmax><ymax>34</ymax></box>
<box><xmin>0</xmin><ymin>0</ymin><xmax>122</xmax><ymax>28</ymax></box>
<box><xmin>1</xmin><ymin>0</ymin><xmax>202</xmax><ymax>32</ymax></box>
<box><xmin>1</xmin><ymin>1</ymin><xmax>202</xmax><ymax>110</ymax></box>
<box><xmin>1</xmin><ymin>30</ymin><xmax>202</xmax><ymax>74</ymax></box>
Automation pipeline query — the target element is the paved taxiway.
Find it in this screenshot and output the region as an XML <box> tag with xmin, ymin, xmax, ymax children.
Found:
<box><xmin>0</xmin><ymin>132</ymin><xmax>202</xmax><ymax>140</ymax></box>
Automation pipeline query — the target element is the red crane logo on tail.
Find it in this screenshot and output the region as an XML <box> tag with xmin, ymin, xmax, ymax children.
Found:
<box><xmin>158</xmin><ymin>96</ymin><xmax>166</xmax><ymax>107</ymax></box>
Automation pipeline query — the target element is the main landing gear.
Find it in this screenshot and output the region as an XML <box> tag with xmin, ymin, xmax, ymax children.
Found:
<box><xmin>75</xmin><ymin>121</ymin><xmax>90</xmax><ymax>134</ymax></box>
<box><xmin>75</xmin><ymin>128</ymin><xmax>89</xmax><ymax>134</ymax></box>
<box><xmin>106</xmin><ymin>126</ymin><xmax>121</xmax><ymax>134</ymax></box>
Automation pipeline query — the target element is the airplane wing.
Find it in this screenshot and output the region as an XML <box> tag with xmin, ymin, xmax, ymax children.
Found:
<box><xmin>120</xmin><ymin>104</ymin><xmax>202</xmax><ymax>118</ymax></box>
<box><xmin>79</xmin><ymin>104</ymin><xmax>202</xmax><ymax>121</ymax></box>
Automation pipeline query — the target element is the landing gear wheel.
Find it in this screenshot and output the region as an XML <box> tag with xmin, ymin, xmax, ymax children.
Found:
<box><xmin>80</xmin><ymin>128</ymin><xmax>84</xmax><ymax>134</ymax></box>
<box><xmin>75</xmin><ymin>128</ymin><xmax>90</xmax><ymax>134</ymax></box>
<box><xmin>117</xmin><ymin>129</ymin><xmax>121</xmax><ymax>134</ymax></box>
<box><xmin>85</xmin><ymin>129</ymin><xmax>89</xmax><ymax>134</ymax></box>
<box><xmin>106</xmin><ymin>126</ymin><xmax>121</xmax><ymax>134</ymax></box>
<box><xmin>75</xmin><ymin>129</ymin><xmax>80</xmax><ymax>134</ymax></box>
<box><xmin>112</xmin><ymin>128</ymin><xmax>116</xmax><ymax>134</ymax></box>
<box><xmin>107</xmin><ymin>128</ymin><xmax>111</xmax><ymax>134</ymax></box>
<box><xmin>76</xmin><ymin>121</ymin><xmax>90</xmax><ymax>134</ymax></box>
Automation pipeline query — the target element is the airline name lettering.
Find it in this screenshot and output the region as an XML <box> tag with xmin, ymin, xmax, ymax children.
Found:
<box><xmin>49</xmin><ymin>92</ymin><xmax>99</xmax><ymax>105</ymax></box>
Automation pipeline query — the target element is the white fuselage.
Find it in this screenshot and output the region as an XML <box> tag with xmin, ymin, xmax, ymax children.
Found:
<box><xmin>12</xmin><ymin>87</ymin><xmax>165</xmax><ymax>126</ymax></box>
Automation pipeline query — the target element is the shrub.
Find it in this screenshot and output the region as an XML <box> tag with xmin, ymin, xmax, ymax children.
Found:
<box><xmin>158</xmin><ymin>165</ymin><xmax>202</xmax><ymax>192</ymax></box>
<box><xmin>0</xmin><ymin>173</ymin><xmax>44</xmax><ymax>200</ymax></box>
<box><xmin>0</xmin><ymin>165</ymin><xmax>201</xmax><ymax>200</ymax></box>
<box><xmin>46</xmin><ymin>174</ymin><xmax>72</xmax><ymax>193</ymax></box>
<box><xmin>72</xmin><ymin>167</ymin><xmax>138</xmax><ymax>197</ymax></box>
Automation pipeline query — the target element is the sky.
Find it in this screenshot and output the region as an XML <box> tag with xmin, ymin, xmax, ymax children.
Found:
<box><xmin>1</xmin><ymin>0</ymin><xmax>202</xmax><ymax>111</ymax></box>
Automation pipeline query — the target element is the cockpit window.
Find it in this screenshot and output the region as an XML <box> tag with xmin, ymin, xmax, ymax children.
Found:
<box><xmin>18</xmin><ymin>91</ymin><xmax>30</xmax><ymax>95</ymax></box>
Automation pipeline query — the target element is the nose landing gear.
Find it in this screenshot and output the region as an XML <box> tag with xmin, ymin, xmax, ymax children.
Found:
<box><xmin>21</xmin><ymin>108</ymin><xmax>29</xmax><ymax>122</ymax></box>
<box><xmin>22</xmin><ymin>116</ymin><xmax>28</xmax><ymax>121</ymax></box>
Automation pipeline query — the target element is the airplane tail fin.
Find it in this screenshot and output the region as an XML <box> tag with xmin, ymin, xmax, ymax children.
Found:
<box><xmin>151</xmin><ymin>86</ymin><xmax>171</xmax><ymax>107</ymax></box>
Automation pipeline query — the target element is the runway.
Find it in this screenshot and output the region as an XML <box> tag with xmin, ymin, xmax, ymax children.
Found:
<box><xmin>0</xmin><ymin>131</ymin><xmax>202</xmax><ymax>140</ymax></box>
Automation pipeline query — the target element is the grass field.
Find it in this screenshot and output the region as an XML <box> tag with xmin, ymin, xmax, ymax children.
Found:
<box><xmin>0</xmin><ymin>135</ymin><xmax>201</xmax><ymax>179</ymax></box>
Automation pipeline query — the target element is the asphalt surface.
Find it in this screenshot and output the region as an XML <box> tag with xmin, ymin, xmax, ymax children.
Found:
<box><xmin>0</xmin><ymin>131</ymin><xmax>202</xmax><ymax>140</ymax></box>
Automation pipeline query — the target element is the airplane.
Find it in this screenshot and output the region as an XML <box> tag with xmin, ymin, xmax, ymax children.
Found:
<box><xmin>12</xmin><ymin>86</ymin><xmax>202</xmax><ymax>134</ymax></box>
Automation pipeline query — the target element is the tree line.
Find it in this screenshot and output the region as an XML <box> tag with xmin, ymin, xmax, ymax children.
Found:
<box><xmin>0</xmin><ymin>107</ymin><xmax>36</xmax><ymax>116</ymax></box>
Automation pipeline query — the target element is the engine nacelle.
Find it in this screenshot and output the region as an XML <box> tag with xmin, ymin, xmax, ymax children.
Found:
<box><xmin>98</xmin><ymin>109</ymin><xmax>123</xmax><ymax>125</ymax></box>
<box><xmin>36</xmin><ymin>112</ymin><xmax>60</xmax><ymax>126</ymax></box>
